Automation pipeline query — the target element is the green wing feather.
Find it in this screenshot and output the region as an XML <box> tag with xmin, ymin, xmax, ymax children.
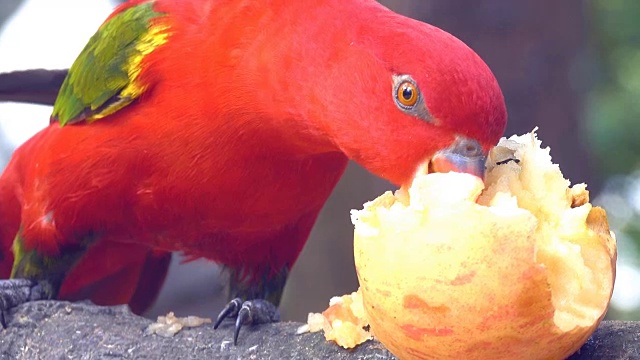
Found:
<box><xmin>51</xmin><ymin>2</ymin><xmax>170</xmax><ymax>126</ymax></box>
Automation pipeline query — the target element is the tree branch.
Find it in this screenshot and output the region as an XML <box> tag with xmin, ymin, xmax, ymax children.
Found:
<box><xmin>0</xmin><ymin>69</ymin><xmax>68</xmax><ymax>106</ymax></box>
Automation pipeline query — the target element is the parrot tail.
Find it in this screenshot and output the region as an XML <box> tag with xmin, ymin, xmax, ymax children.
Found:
<box><xmin>0</xmin><ymin>164</ymin><xmax>21</xmax><ymax>278</ymax></box>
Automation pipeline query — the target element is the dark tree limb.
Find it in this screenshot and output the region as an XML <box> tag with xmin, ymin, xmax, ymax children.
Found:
<box><xmin>0</xmin><ymin>300</ymin><xmax>637</xmax><ymax>359</ymax></box>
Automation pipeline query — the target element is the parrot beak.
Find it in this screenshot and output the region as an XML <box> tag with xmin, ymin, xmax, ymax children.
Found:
<box><xmin>428</xmin><ymin>137</ymin><xmax>487</xmax><ymax>179</ymax></box>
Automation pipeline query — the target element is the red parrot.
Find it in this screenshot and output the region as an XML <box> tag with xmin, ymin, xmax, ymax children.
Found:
<box><xmin>0</xmin><ymin>0</ymin><xmax>507</xmax><ymax>344</ymax></box>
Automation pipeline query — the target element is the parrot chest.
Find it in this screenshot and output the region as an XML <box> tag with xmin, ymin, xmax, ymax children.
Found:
<box><xmin>127</xmin><ymin>147</ymin><xmax>348</xmax><ymax>261</ymax></box>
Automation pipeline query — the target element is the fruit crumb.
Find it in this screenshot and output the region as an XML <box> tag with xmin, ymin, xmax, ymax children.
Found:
<box><xmin>145</xmin><ymin>312</ymin><xmax>212</xmax><ymax>337</ymax></box>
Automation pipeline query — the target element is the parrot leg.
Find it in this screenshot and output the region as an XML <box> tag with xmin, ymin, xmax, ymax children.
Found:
<box><xmin>0</xmin><ymin>231</ymin><xmax>95</xmax><ymax>328</ymax></box>
<box><xmin>213</xmin><ymin>267</ymin><xmax>288</xmax><ymax>345</ymax></box>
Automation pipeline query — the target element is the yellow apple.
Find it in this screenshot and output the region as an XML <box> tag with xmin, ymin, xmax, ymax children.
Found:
<box><xmin>352</xmin><ymin>131</ymin><xmax>616</xmax><ymax>360</ymax></box>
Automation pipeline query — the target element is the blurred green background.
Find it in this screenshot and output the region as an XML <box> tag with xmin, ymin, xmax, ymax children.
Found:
<box><xmin>0</xmin><ymin>0</ymin><xmax>639</xmax><ymax>322</ymax></box>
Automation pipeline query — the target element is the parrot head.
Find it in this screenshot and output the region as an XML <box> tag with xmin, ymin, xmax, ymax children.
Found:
<box><xmin>286</xmin><ymin>6</ymin><xmax>507</xmax><ymax>186</ymax></box>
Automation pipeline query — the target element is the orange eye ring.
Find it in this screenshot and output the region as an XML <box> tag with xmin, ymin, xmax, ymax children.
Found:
<box><xmin>396</xmin><ymin>81</ymin><xmax>419</xmax><ymax>107</ymax></box>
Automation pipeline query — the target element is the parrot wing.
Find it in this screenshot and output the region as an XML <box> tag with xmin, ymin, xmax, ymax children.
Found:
<box><xmin>51</xmin><ymin>2</ymin><xmax>170</xmax><ymax>125</ymax></box>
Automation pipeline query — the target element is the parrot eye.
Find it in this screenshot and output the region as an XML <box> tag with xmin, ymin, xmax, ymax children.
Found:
<box><xmin>392</xmin><ymin>74</ymin><xmax>433</xmax><ymax>123</ymax></box>
<box><xmin>397</xmin><ymin>81</ymin><xmax>418</xmax><ymax>107</ymax></box>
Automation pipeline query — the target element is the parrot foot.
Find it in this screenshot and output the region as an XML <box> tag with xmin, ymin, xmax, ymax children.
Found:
<box><xmin>0</xmin><ymin>278</ymin><xmax>49</xmax><ymax>328</ymax></box>
<box><xmin>213</xmin><ymin>297</ymin><xmax>280</xmax><ymax>345</ymax></box>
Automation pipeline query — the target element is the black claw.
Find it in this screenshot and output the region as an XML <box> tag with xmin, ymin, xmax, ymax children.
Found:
<box><xmin>234</xmin><ymin>303</ymin><xmax>253</xmax><ymax>345</ymax></box>
<box><xmin>0</xmin><ymin>279</ymin><xmax>48</xmax><ymax>329</ymax></box>
<box><xmin>214</xmin><ymin>297</ymin><xmax>242</xmax><ymax>329</ymax></box>
<box><xmin>214</xmin><ymin>298</ymin><xmax>280</xmax><ymax>345</ymax></box>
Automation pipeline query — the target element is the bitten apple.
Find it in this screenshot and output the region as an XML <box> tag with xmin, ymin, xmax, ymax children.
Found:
<box><xmin>352</xmin><ymin>131</ymin><xmax>616</xmax><ymax>360</ymax></box>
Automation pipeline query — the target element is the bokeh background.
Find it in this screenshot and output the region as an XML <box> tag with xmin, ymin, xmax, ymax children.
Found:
<box><xmin>0</xmin><ymin>0</ymin><xmax>639</xmax><ymax>321</ymax></box>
